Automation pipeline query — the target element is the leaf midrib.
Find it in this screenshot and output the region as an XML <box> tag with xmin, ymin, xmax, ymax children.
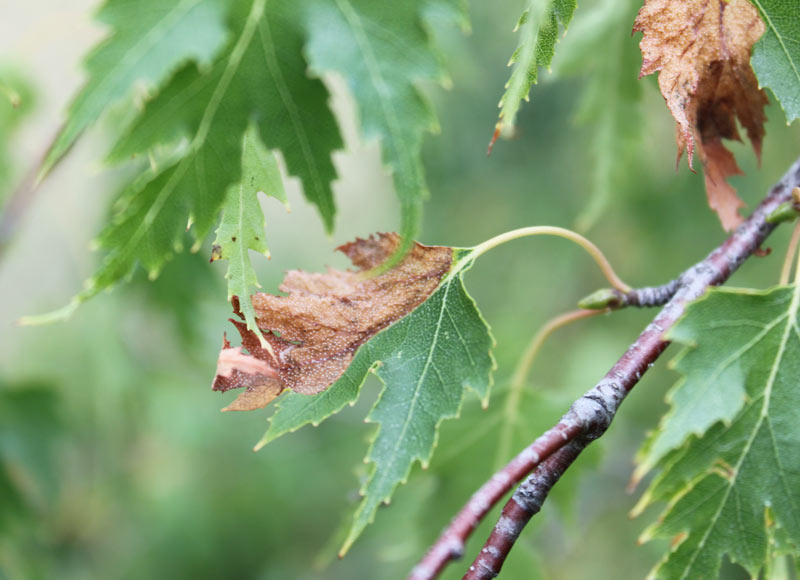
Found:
<box><xmin>370</xmin><ymin>279</ymin><xmax>452</xmax><ymax>494</ymax></box>
<box><xmin>256</xmin><ymin>14</ymin><xmax>333</xmax><ymax>221</ymax></box>
<box><xmin>751</xmin><ymin>0</ymin><xmax>800</xmax><ymax>86</ymax></box>
<box><xmin>677</xmin><ymin>282</ymin><xmax>800</xmax><ymax>579</ymax></box>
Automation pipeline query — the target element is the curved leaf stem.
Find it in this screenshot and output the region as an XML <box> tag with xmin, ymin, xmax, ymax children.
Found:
<box><xmin>467</xmin><ymin>226</ymin><xmax>631</xmax><ymax>293</ymax></box>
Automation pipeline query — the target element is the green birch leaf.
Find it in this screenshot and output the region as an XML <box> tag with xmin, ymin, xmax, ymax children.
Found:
<box><xmin>636</xmin><ymin>286</ymin><xmax>800</xmax><ymax>578</ymax></box>
<box><xmin>496</xmin><ymin>0</ymin><xmax>576</xmax><ymax>139</ymax></box>
<box><xmin>223</xmin><ymin>239</ymin><xmax>494</xmax><ymax>553</ymax></box>
<box><xmin>324</xmin><ymin>252</ymin><xmax>495</xmax><ymax>555</ymax></box>
<box><xmin>24</xmin><ymin>0</ymin><xmax>343</xmax><ymax>323</ymax></box>
<box><xmin>750</xmin><ymin>0</ymin><xmax>800</xmax><ymax>123</ymax></box>
<box><xmin>302</xmin><ymin>0</ymin><xmax>465</xmax><ymax>251</ymax></box>
<box><xmin>41</xmin><ymin>0</ymin><xmax>229</xmax><ymax>176</ymax></box>
<box><xmin>211</xmin><ymin>123</ymin><xmax>288</xmax><ymax>341</ymax></box>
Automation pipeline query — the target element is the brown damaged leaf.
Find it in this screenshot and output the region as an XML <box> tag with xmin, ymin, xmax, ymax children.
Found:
<box><xmin>211</xmin><ymin>233</ymin><xmax>453</xmax><ymax>410</ymax></box>
<box><xmin>634</xmin><ymin>0</ymin><xmax>768</xmax><ymax>231</ymax></box>
<box><xmin>213</xmin><ymin>334</ymin><xmax>282</xmax><ymax>412</ymax></box>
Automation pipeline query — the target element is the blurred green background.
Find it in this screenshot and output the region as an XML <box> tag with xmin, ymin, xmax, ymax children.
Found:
<box><xmin>1</xmin><ymin>1</ymin><xmax>798</xmax><ymax>579</ymax></box>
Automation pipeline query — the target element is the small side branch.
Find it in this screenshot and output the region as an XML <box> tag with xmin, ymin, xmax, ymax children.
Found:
<box><xmin>409</xmin><ymin>156</ymin><xmax>800</xmax><ymax>580</ymax></box>
<box><xmin>578</xmin><ymin>279</ymin><xmax>680</xmax><ymax>310</ymax></box>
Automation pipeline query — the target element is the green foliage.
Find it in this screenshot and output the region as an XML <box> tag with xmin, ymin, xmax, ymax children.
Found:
<box><xmin>497</xmin><ymin>0</ymin><xmax>576</xmax><ymax>137</ymax></box>
<box><xmin>551</xmin><ymin>0</ymin><xmax>642</xmax><ymax>231</ymax></box>
<box><xmin>34</xmin><ymin>0</ymin><xmax>466</xmax><ymax>319</ymax></box>
<box><xmin>42</xmin><ymin>0</ymin><xmax>229</xmax><ymax>175</ymax></box>
<box><xmin>8</xmin><ymin>0</ymin><xmax>800</xmax><ymax>577</ymax></box>
<box><xmin>257</xmin><ymin>248</ymin><xmax>495</xmax><ymax>553</ymax></box>
<box><xmin>212</xmin><ymin>123</ymin><xmax>287</xmax><ymax>341</ymax></box>
<box><xmin>636</xmin><ymin>286</ymin><xmax>800</xmax><ymax>578</ymax></box>
<box><xmin>48</xmin><ymin>0</ymin><xmax>342</xmax><ymax>321</ymax></box>
<box><xmin>0</xmin><ymin>383</ymin><xmax>60</xmax><ymax>531</ymax></box>
<box><xmin>0</xmin><ymin>71</ymin><xmax>34</xmax><ymax>198</ymax></box>
<box><xmin>750</xmin><ymin>0</ymin><xmax>800</xmax><ymax>123</ymax></box>
<box><xmin>303</xmin><ymin>0</ymin><xmax>466</xmax><ymax>251</ymax></box>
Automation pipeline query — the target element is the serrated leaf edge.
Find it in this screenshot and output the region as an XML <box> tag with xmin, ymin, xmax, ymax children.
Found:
<box><xmin>340</xmin><ymin>254</ymin><xmax>496</xmax><ymax>554</ymax></box>
<box><xmin>640</xmin><ymin>282</ymin><xmax>800</xmax><ymax>579</ymax></box>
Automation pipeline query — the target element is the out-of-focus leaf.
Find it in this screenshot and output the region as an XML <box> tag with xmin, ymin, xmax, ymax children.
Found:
<box><xmin>634</xmin><ymin>0</ymin><xmax>768</xmax><ymax>231</ymax></box>
<box><xmin>636</xmin><ymin>286</ymin><xmax>800</xmax><ymax>578</ymax></box>
<box><xmin>0</xmin><ymin>383</ymin><xmax>60</xmax><ymax>530</ymax></box>
<box><xmin>226</xmin><ymin>236</ymin><xmax>495</xmax><ymax>553</ymax></box>
<box><xmin>302</xmin><ymin>0</ymin><xmax>466</xmax><ymax>250</ymax></box>
<box><xmin>0</xmin><ymin>71</ymin><xmax>35</xmax><ymax>198</ymax></box>
<box><xmin>495</xmin><ymin>0</ymin><xmax>576</xmax><ymax>141</ymax></box>
<box><xmin>41</xmin><ymin>0</ymin><xmax>229</xmax><ymax>175</ymax></box>
<box><xmin>551</xmin><ymin>0</ymin><xmax>642</xmax><ymax>231</ymax></box>
<box><xmin>126</xmin><ymin>244</ymin><xmax>221</xmax><ymax>344</ymax></box>
<box><xmin>750</xmin><ymin>0</ymin><xmax>800</xmax><ymax>123</ymax></box>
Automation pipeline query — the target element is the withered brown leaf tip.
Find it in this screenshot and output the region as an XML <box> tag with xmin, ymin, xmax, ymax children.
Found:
<box><xmin>212</xmin><ymin>233</ymin><xmax>453</xmax><ymax>411</ymax></box>
<box><xmin>635</xmin><ymin>0</ymin><xmax>768</xmax><ymax>231</ymax></box>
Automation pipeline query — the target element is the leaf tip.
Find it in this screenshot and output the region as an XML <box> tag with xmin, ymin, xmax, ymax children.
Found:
<box><xmin>17</xmin><ymin>299</ymin><xmax>81</xmax><ymax>326</ymax></box>
<box><xmin>253</xmin><ymin>436</ymin><xmax>268</xmax><ymax>452</ymax></box>
<box><xmin>487</xmin><ymin>124</ymin><xmax>501</xmax><ymax>156</ymax></box>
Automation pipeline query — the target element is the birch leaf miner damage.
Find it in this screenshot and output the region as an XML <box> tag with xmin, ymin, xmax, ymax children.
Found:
<box><xmin>212</xmin><ymin>232</ymin><xmax>495</xmax><ymax>552</ymax></box>
<box><xmin>212</xmin><ymin>233</ymin><xmax>453</xmax><ymax>407</ymax></box>
<box><xmin>634</xmin><ymin>0</ymin><xmax>768</xmax><ymax>231</ymax></box>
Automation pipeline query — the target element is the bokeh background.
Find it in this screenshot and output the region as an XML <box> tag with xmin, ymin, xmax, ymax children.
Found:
<box><xmin>1</xmin><ymin>1</ymin><xmax>799</xmax><ymax>579</ymax></box>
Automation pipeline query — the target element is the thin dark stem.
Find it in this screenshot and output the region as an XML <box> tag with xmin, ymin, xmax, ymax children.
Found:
<box><xmin>409</xmin><ymin>156</ymin><xmax>800</xmax><ymax>580</ymax></box>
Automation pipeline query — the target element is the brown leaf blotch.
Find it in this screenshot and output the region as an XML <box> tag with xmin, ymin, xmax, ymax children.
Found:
<box><xmin>222</xmin><ymin>381</ymin><xmax>283</xmax><ymax>412</ymax></box>
<box><xmin>634</xmin><ymin>0</ymin><xmax>768</xmax><ymax>231</ymax></box>
<box><xmin>211</xmin><ymin>233</ymin><xmax>453</xmax><ymax>409</ymax></box>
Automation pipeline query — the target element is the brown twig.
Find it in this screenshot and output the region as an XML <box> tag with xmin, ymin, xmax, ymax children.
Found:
<box><xmin>409</xmin><ymin>156</ymin><xmax>800</xmax><ymax>580</ymax></box>
<box><xmin>465</xmin><ymin>442</ymin><xmax>585</xmax><ymax>580</ymax></box>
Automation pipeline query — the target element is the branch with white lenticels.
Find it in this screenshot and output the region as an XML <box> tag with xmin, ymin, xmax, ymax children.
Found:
<box><xmin>409</xmin><ymin>155</ymin><xmax>800</xmax><ymax>580</ymax></box>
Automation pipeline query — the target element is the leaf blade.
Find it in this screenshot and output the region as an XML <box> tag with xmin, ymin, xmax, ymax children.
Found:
<box><xmin>303</xmin><ymin>0</ymin><xmax>461</xmax><ymax>246</ymax></box>
<box><xmin>497</xmin><ymin>0</ymin><xmax>576</xmax><ymax>138</ymax></box>
<box><xmin>750</xmin><ymin>0</ymin><xmax>800</xmax><ymax>123</ymax></box>
<box><xmin>212</xmin><ymin>123</ymin><xmax>288</xmax><ymax>341</ymax></box>
<box><xmin>42</xmin><ymin>0</ymin><xmax>229</xmax><ymax>175</ymax></box>
<box><xmin>637</xmin><ymin>286</ymin><xmax>800</xmax><ymax>578</ymax></box>
<box><xmin>341</xmin><ymin>267</ymin><xmax>494</xmax><ymax>554</ymax></box>
<box><xmin>40</xmin><ymin>0</ymin><xmax>343</xmax><ymax>318</ymax></box>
